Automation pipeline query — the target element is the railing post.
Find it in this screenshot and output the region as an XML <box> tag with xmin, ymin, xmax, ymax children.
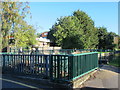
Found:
<box><xmin>49</xmin><ymin>55</ymin><xmax>53</xmax><ymax>81</ymax></box>
<box><xmin>2</xmin><ymin>55</ymin><xmax>5</xmax><ymax>71</ymax></box>
<box><xmin>68</xmin><ymin>55</ymin><xmax>73</xmax><ymax>80</ymax></box>
<box><xmin>45</xmin><ymin>55</ymin><xmax>49</xmax><ymax>77</ymax></box>
<box><xmin>96</xmin><ymin>53</ymin><xmax>98</xmax><ymax>68</ymax></box>
<box><xmin>57</xmin><ymin>55</ymin><xmax>60</xmax><ymax>80</ymax></box>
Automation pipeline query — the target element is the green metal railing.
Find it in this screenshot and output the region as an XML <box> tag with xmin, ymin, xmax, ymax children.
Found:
<box><xmin>1</xmin><ymin>52</ymin><xmax>98</xmax><ymax>82</ymax></box>
<box><xmin>1</xmin><ymin>54</ymin><xmax>50</xmax><ymax>77</ymax></box>
<box><xmin>9</xmin><ymin>48</ymin><xmax>114</xmax><ymax>55</ymax></box>
<box><xmin>68</xmin><ymin>52</ymin><xmax>98</xmax><ymax>81</ymax></box>
<box><xmin>50</xmin><ymin>52</ymin><xmax>98</xmax><ymax>81</ymax></box>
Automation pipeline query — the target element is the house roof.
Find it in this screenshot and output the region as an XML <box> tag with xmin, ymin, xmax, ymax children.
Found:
<box><xmin>40</xmin><ymin>32</ymin><xmax>48</xmax><ymax>38</ymax></box>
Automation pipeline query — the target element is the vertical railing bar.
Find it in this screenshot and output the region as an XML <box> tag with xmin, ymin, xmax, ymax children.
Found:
<box><xmin>24</xmin><ymin>55</ymin><xmax>26</xmax><ymax>74</ymax></box>
<box><xmin>57</xmin><ymin>55</ymin><xmax>60</xmax><ymax>80</ymax></box>
<box><xmin>23</xmin><ymin>55</ymin><xmax>25</xmax><ymax>73</ymax></box>
<box><xmin>30</xmin><ymin>55</ymin><xmax>32</xmax><ymax>74</ymax></box>
<box><xmin>50</xmin><ymin>55</ymin><xmax>53</xmax><ymax>81</ymax></box>
<box><xmin>34</xmin><ymin>54</ymin><xmax>38</xmax><ymax>75</ymax></box>
<box><xmin>38</xmin><ymin>55</ymin><xmax>39</xmax><ymax>74</ymax></box>
<box><xmin>7</xmin><ymin>54</ymin><xmax>9</xmax><ymax>69</ymax></box>
<box><xmin>77</xmin><ymin>56</ymin><xmax>79</xmax><ymax>76</ymax></box>
<box><xmin>84</xmin><ymin>55</ymin><xmax>86</xmax><ymax>73</ymax></box>
<box><xmin>78</xmin><ymin>55</ymin><xmax>80</xmax><ymax>76</ymax></box>
<box><xmin>81</xmin><ymin>55</ymin><xmax>83</xmax><ymax>74</ymax></box>
<box><xmin>7</xmin><ymin>54</ymin><xmax>9</xmax><ymax>68</ymax></box>
<box><xmin>13</xmin><ymin>54</ymin><xmax>17</xmax><ymax>72</ymax></box>
<box><xmin>41</xmin><ymin>56</ymin><xmax>42</xmax><ymax>74</ymax></box>
<box><xmin>3</xmin><ymin>55</ymin><xmax>5</xmax><ymax>71</ymax></box>
<box><xmin>68</xmin><ymin>55</ymin><xmax>69</xmax><ymax>80</ymax></box>
<box><xmin>12</xmin><ymin>54</ymin><xmax>14</xmax><ymax>70</ymax></box>
<box><xmin>64</xmin><ymin>56</ymin><xmax>66</xmax><ymax>80</ymax></box>
<box><xmin>28</xmin><ymin>55</ymin><xmax>30</xmax><ymax>74</ymax></box>
<box><xmin>44</xmin><ymin>55</ymin><xmax>46</xmax><ymax>74</ymax></box>
<box><xmin>54</xmin><ymin>55</ymin><xmax>56</xmax><ymax>79</ymax></box>
<box><xmin>80</xmin><ymin>55</ymin><xmax>82</xmax><ymax>75</ymax></box>
<box><xmin>46</xmin><ymin>55</ymin><xmax>49</xmax><ymax>77</ymax></box>
<box><xmin>60</xmin><ymin>56</ymin><xmax>62</xmax><ymax>79</ymax></box>
<box><xmin>19</xmin><ymin>55</ymin><xmax>21</xmax><ymax>72</ymax></box>
<box><xmin>21</xmin><ymin>55</ymin><xmax>23</xmax><ymax>73</ymax></box>
<box><xmin>33</xmin><ymin>55</ymin><xmax>34</xmax><ymax>74</ymax></box>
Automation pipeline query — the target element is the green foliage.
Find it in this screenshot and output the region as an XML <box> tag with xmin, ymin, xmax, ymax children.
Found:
<box><xmin>97</xmin><ymin>27</ymin><xmax>117</xmax><ymax>49</ymax></box>
<box><xmin>1</xmin><ymin>2</ymin><xmax>37</xmax><ymax>50</ymax></box>
<box><xmin>109</xmin><ymin>53</ymin><xmax>120</xmax><ymax>67</ymax></box>
<box><xmin>36</xmin><ymin>33</ymin><xmax>41</xmax><ymax>37</ymax></box>
<box><xmin>119</xmin><ymin>36</ymin><xmax>120</xmax><ymax>49</ymax></box>
<box><xmin>48</xmin><ymin>10</ymin><xmax>98</xmax><ymax>49</ymax></box>
<box><xmin>97</xmin><ymin>27</ymin><xmax>108</xmax><ymax>49</ymax></box>
<box><xmin>14</xmin><ymin>22</ymin><xmax>37</xmax><ymax>47</ymax></box>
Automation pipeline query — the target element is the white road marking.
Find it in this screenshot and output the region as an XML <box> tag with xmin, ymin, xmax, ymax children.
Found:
<box><xmin>0</xmin><ymin>78</ymin><xmax>40</xmax><ymax>89</ymax></box>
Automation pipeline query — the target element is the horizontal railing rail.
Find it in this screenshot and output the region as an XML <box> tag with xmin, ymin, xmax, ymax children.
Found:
<box><xmin>8</xmin><ymin>48</ymin><xmax>115</xmax><ymax>55</ymax></box>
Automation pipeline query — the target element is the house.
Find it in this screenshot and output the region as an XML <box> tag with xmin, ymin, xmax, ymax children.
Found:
<box><xmin>40</xmin><ymin>32</ymin><xmax>48</xmax><ymax>38</ymax></box>
<box><xmin>36</xmin><ymin>31</ymin><xmax>61</xmax><ymax>50</ymax></box>
<box><xmin>36</xmin><ymin>37</ymin><xmax>50</xmax><ymax>47</ymax></box>
<box><xmin>114</xmin><ymin>36</ymin><xmax>119</xmax><ymax>45</ymax></box>
<box><xmin>113</xmin><ymin>36</ymin><xmax>120</xmax><ymax>49</ymax></box>
<box><xmin>36</xmin><ymin>31</ymin><xmax>50</xmax><ymax>47</ymax></box>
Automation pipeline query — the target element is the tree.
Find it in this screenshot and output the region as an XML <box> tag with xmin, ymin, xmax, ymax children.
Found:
<box><xmin>97</xmin><ymin>27</ymin><xmax>117</xmax><ymax>50</ymax></box>
<box><xmin>1</xmin><ymin>2</ymin><xmax>37</xmax><ymax>51</ymax></box>
<box><xmin>14</xmin><ymin>22</ymin><xmax>37</xmax><ymax>48</ymax></box>
<box><xmin>47</xmin><ymin>10</ymin><xmax>98</xmax><ymax>49</ymax></box>
<box><xmin>118</xmin><ymin>36</ymin><xmax>120</xmax><ymax>49</ymax></box>
<box><xmin>106</xmin><ymin>32</ymin><xmax>117</xmax><ymax>49</ymax></box>
<box><xmin>97</xmin><ymin>27</ymin><xmax>108</xmax><ymax>49</ymax></box>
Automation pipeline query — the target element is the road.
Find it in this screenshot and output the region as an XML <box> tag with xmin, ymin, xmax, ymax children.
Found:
<box><xmin>1</xmin><ymin>78</ymin><xmax>39</xmax><ymax>89</ymax></box>
<box><xmin>1</xmin><ymin>75</ymin><xmax>43</xmax><ymax>89</ymax></box>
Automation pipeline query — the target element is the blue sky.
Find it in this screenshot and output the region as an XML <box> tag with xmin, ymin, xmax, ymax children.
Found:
<box><xmin>26</xmin><ymin>2</ymin><xmax>118</xmax><ymax>34</ymax></box>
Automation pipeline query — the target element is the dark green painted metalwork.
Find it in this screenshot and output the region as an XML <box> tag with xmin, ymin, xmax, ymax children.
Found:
<box><xmin>1</xmin><ymin>52</ymin><xmax>99</xmax><ymax>82</ymax></box>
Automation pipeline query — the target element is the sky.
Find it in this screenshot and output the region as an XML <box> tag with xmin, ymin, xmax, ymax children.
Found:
<box><xmin>25</xmin><ymin>2</ymin><xmax>118</xmax><ymax>34</ymax></box>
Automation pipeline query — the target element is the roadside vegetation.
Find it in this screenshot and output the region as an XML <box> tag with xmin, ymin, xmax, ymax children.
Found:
<box><xmin>0</xmin><ymin>2</ymin><xmax>37</xmax><ymax>52</ymax></box>
<box><xmin>0</xmin><ymin>2</ymin><xmax>119</xmax><ymax>52</ymax></box>
<box><xmin>108</xmin><ymin>53</ymin><xmax>120</xmax><ymax>67</ymax></box>
<box><xmin>47</xmin><ymin>10</ymin><xmax>119</xmax><ymax>50</ymax></box>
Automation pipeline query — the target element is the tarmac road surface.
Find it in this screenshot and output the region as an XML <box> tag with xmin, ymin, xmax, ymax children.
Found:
<box><xmin>1</xmin><ymin>78</ymin><xmax>39</xmax><ymax>89</ymax></box>
<box><xmin>1</xmin><ymin>77</ymin><xmax>41</xmax><ymax>90</ymax></box>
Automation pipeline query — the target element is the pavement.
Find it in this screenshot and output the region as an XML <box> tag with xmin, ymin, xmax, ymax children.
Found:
<box><xmin>81</xmin><ymin>65</ymin><xmax>120</xmax><ymax>90</ymax></box>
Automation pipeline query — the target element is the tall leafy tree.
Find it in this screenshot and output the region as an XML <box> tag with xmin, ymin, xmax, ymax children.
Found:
<box><xmin>73</xmin><ymin>10</ymin><xmax>98</xmax><ymax>49</ymax></box>
<box><xmin>118</xmin><ymin>36</ymin><xmax>120</xmax><ymax>49</ymax></box>
<box><xmin>48</xmin><ymin>10</ymin><xmax>98</xmax><ymax>49</ymax></box>
<box><xmin>97</xmin><ymin>27</ymin><xmax>117</xmax><ymax>49</ymax></box>
<box><xmin>1</xmin><ymin>2</ymin><xmax>37</xmax><ymax>51</ymax></box>
<box><xmin>14</xmin><ymin>21</ymin><xmax>37</xmax><ymax>48</ymax></box>
<box><xmin>106</xmin><ymin>32</ymin><xmax>117</xmax><ymax>49</ymax></box>
<box><xmin>97</xmin><ymin>27</ymin><xmax>108</xmax><ymax>49</ymax></box>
